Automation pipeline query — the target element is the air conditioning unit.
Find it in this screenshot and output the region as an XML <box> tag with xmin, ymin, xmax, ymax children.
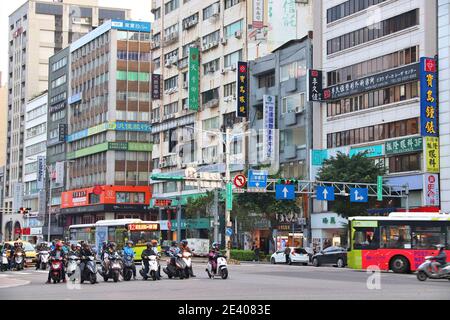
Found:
<box><xmin>221</xmin><ymin>38</ymin><xmax>227</xmax><ymax>45</ymax></box>
<box><xmin>296</xmin><ymin>106</ymin><xmax>304</xmax><ymax>113</ymax></box>
<box><xmin>221</xmin><ymin>68</ymin><xmax>227</xmax><ymax>74</ymax></box>
<box><xmin>165</xmin><ymin>60</ymin><xmax>172</xmax><ymax>68</ymax></box>
<box><xmin>230</xmin><ymin>63</ymin><xmax>237</xmax><ymax>71</ymax></box>
<box><xmin>224</xmin><ymin>96</ymin><xmax>232</xmax><ymax>103</ymax></box>
<box><xmin>234</xmin><ymin>31</ymin><xmax>242</xmax><ymax>39</ymax></box>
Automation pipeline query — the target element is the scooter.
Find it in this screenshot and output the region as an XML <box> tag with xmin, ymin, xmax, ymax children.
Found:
<box><xmin>99</xmin><ymin>252</ymin><xmax>122</xmax><ymax>283</ymax></box>
<box><xmin>80</xmin><ymin>255</ymin><xmax>97</xmax><ymax>284</ymax></box>
<box><xmin>38</xmin><ymin>251</ymin><xmax>50</xmax><ymax>270</ymax></box>
<box><xmin>182</xmin><ymin>251</ymin><xmax>194</xmax><ymax>278</ymax></box>
<box><xmin>163</xmin><ymin>253</ymin><xmax>187</xmax><ymax>279</ymax></box>
<box><xmin>206</xmin><ymin>253</ymin><xmax>228</xmax><ymax>280</ymax></box>
<box><xmin>49</xmin><ymin>257</ymin><xmax>64</xmax><ymax>283</ymax></box>
<box><xmin>1</xmin><ymin>252</ymin><xmax>9</xmax><ymax>272</ymax></box>
<box><xmin>416</xmin><ymin>256</ymin><xmax>450</xmax><ymax>281</ymax></box>
<box><xmin>66</xmin><ymin>254</ymin><xmax>80</xmax><ymax>279</ymax></box>
<box><xmin>14</xmin><ymin>251</ymin><xmax>25</xmax><ymax>271</ymax></box>
<box><xmin>140</xmin><ymin>254</ymin><xmax>160</xmax><ymax>281</ymax></box>
<box><xmin>122</xmin><ymin>253</ymin><xmax>134</xmax><ymax>281</ymax></box>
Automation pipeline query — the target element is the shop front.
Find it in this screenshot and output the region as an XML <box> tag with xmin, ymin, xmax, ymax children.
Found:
<box><xmin>311</xmin><ymin>212</ymin><xmax>348</xmax><ymax>252</ymax></box>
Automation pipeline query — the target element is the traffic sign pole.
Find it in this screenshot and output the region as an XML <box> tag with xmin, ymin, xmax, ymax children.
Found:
<box><xmin>377</xmin><ymin>176</ymin><xmax>383</xmax><ymax>201</ymax></box>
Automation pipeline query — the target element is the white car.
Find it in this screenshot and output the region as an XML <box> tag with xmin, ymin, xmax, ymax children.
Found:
<box><xmin>270</xmin><ymin>247</ymin><xmax>310</xmax><ymax>265</ymax></box>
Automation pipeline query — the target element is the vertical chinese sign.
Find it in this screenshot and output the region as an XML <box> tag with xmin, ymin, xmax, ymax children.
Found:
<box><xmin>253</xmin><ymin>0</ymin><xmax>264</xmax><ymax>29</ymax></box>
<box><xmin>307</xmin><ymin>69</ymin><xmax>323</xmax><ymax>102</ymax></box>
<box><xmin>263</xmin><ymin>95</ymin><xmax>275</xmax><ymax>161</ymax></box>
<box><xmin>151</xmin><ymin>74</ymin><xmax>161</xmax><ymax>100</ymax></box>
<box><xmin>236</xmin><ymin>61</ymin><xmax>248</xmax><ymax>118</ymax></box>
<box><xmin>420</xmin><ymin>57</ymin><xmax>440</xmax><ymax>208</ymax></box>
<box><xmin>188</xmin><ymin>47</ymin><xmax>200</xmax><ymax>111</ymax></box>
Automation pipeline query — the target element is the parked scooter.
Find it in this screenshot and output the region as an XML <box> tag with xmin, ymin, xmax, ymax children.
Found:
<box><xmin>14</xmin><ymin>251</ymin><xmax>25</xmax><ymax>271</ymax></box>
<box><xmin>80</xmin><ymin>255</ymin><xmax>97</xmax><ymax>284</ymax></box>
<box><xmin>49</xmin><ymin>257</ymin><xmax>64</xmax><ymax>283</ymax></box>
<box><xmin>140</xmin><ymin>254</ymin><xmax>160</xmax><ymax>281</ymax></box>
<box><xmin>163</xmin><ymin>253</ymin><xmax>187</xmax><ymax>279</ymax></box>
<box><xmin>1</xmin><ymin>252</ymin><xmax>9</xmax><ymax>272</ymax></box>
<box><xmin>38</xmin><ymin>250</ymin><xmax>50</xmax><ymax>270</ymax></box>
<box><xmin>206</xmin><ymin>253</ymin><xmax>228</xmax><ymax>280</ymax></box>
<box><xmin>122</xmin><ymin>253</ymin><xmax>134</xmax><ymax>281</ymax></box>
<box><xmin>416</xmin><ymin>256</ymin><xmax>450</xmax><ymax>281</ymax></box>
<box><xmin>99</xmin><ymin>252</ymin><xmax>122</xmax><ymax>283</ymax></box>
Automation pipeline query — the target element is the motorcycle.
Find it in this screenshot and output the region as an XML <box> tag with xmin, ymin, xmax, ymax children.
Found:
<box><xmin>1</xmin><ymin>252</ymin><xmax>9</xmax><ymax>272</ymax></box>
<box><xmin>66</xmin><ymin>254</ymin><xmax>80</xmax><ymax>279</ymax></box>
<box><xmin>80</xmin><ymin>255</ymin><xmax>97</xmax><ymax>284</ymax></box>
<box><xmin>14</xmin><ymin>251</ymin><xmax>25</xmax><ymax>271</ymax></box>
<box><xmin>163</xmin><ymin>253</ymin><xmax>187</xmax><ymax>279</ymax></box>
<box><xmin>38</xmin><ymin>251</ymin><xmax>50</xmax><ymax>270</ymax></box>
<box><xmin>416</xmin><ymin>256</ymin><xmax>450</xmax><ymax>281</ymax></box>
<box><xmin>122</xmin><ymin>253</ymin><xmax>134</xmax><ymax>281</ymax></box>
<box><xmin>182</xmin><ymin>251</ymin><xmax>194</xmax><ymax>278</ymax></box>
<box><xmin>49</xmin><ymin>257</ymin><xmax>64</xmax><ymax>283</ymax></box>
<box><xmin>99</xmin><ymin>252</ymin><xmax>122</xmax><ymax>283</ymax></box>
<box><xmin>206</xmin><ymin>253</ymin><xmax>228</xmax><ymax>280</ymax></box>
<box><xmin>140</xmin><ymin>254</ymin><xmax>160</xmax><ymax>281</ymax></box>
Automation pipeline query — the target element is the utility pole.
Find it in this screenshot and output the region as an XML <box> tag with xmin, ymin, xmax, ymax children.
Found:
<box><xmin>225</xmin><ymin>128</ymin><xmax>231</xmax><ymax>260</ymax></box>
<box><xmin>213</xmin><ymin>188</ymin><xmax>219</xmax><ymax>243</ymax></box>
<box><xmin>177</xmin><ymin>195</ymin><xmax>182</xmax><ymax>242</ymax></box>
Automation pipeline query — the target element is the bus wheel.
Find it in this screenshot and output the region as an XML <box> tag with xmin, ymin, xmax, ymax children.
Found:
<box><xmin>390</xmin><ymin>256</ymin><xmax>410</xmax><ymax>274</ymax></box>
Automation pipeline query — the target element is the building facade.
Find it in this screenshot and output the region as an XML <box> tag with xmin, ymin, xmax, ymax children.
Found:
<box><xmin>3</xmin><ymin>0</ymin><xmax>130</xmax><ymax>241</ymax></box>
<box><xmin>438</xmin><ymin>0</ymin><xmax>450</xmax><ymax>211</ymax></box>
<box><xmin>60</xmin><ymin>20</ymin><xmax>154</xmax><ymax>229</ymax></box>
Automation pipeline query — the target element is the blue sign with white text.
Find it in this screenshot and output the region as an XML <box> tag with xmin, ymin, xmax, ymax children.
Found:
<box><xmin>248</xmin><ymin>170</ymin><xmax>268</xmax><ymax>188</ymax></box>
<box><xmin>350</xmin><ymin>188</ymin><xmax>368</xmax><ymax>203</ymax></box>
<box><xmin>276</xmin><ymin>185</ymin><xmax>295</xmax><ymax>201</ymax></box>
<box><xmin>111</xmin><ymin>20</ymin><xmax>151</xmax><ymax>33</ymax></box>
<box><xmin>316</xmin><ymin>186</ymin><xmax>335</xmax><ymax>201</ymax></box>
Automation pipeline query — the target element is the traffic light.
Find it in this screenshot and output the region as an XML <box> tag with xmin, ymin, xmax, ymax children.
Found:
<box><xmin>17</xmin><ymin>207</ymin><xmax>31</xmax><ymax>215</ymax></box>
<box><xmin>277</xmin><ymin>179</ymin><xmax>299</xmax><ymax>185</ymax></box>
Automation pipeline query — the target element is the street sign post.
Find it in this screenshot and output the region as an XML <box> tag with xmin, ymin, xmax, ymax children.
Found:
<box><xmin>233</xmin><ymin>174</ymin><xmax>247</xmax><ymax>188</ymax></box>
<box><xmin>350</xmin><ymin>188</ymin><xmax>369</xmax><ymax>203</ymax></box>
<box><xmin>226</xmin><ymin>182</ymin><xmax>233</xmax><ymax>211</ymax></box>
<box><xmin>316</xmin><ymin>186</ymin><xmax>335</xmax><ymax>201</ymax></box>
<box><xmin>377</xmin><ymin>176</ymin><xmax>383</xmax><ymax>201</ymax></box>
<box><xmin>248</xmin><ymin>170</ymin><xmax>268</xmax><ymax>188</ymax></box>
<box><xmin>275</xmin><ymin>184</ymin><xmax>295</xmax><ymax>200</ymax></box>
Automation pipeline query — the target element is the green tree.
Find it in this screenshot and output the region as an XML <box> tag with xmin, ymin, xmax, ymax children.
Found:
<box><xmin>317</xmin><ymin>152</ymin><xmax>386</xmax><ymax>218</ymax></box>
<box><xmin>185</xmin><ymin>191</ymin><xmax>216</xmax><ymax>219</ymax></box>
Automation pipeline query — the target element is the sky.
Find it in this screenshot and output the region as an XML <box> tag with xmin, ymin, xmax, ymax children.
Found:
<box><xmin>0</xmin><ymin>0</ymin><xmax>151</xmax><ymax>84</ymax></box>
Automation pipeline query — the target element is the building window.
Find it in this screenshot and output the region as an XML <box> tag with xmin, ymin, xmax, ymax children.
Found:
<box><xmin>224</xmin><ymin>19</ymin><xmax>243</xmax><ymax>39</ymax></box>
<box><xmin>203</xmin><ymin>2</ymin><xmax>220</xmax><ymax>20</ymax></box>
<box><xmin>225</xmin><ymin>0</ymin><xmax>241</xmax><ymax>9</ymax></box>
<box><xmin>258</xmin><ymin>72</ymin><xmax>275</xmax><ymax>88</ymax></box>
<box><xmin>224</xmin><ymin>82</ymin><xmax>236</xmax><ymax>97</ymax></box>
<box><xmin>202</xmin><ymin>88</ymin><xmax>219</xmax><ymax>105</ymax></box>
<box><xmin>116</xmin><ymin>71</ymin><xmax>150</xmax><ymax>82</ymax></box>
<box><xmin>327</xmin><ymin>9</ymin><xmax>419</xmax><ymax>55</ymax></box>
<box><xmin>203</xmin><ymin>58</ymin><xmax>220</xmax><ymax>74</ymax></box>
<box><xmin>163</xmin><ymin>102</ymin><xmax>179</xmax><ymax>116</ymax></box>
<box><xmin>202</xmin><ymin>30</ymin><xmax>220</xmax><ymax>47</ymax></box>
<box><xmin>164</xmin><ymin>75</ymin><xmax>179</xmax><ymax>90</ymax></box>
<box><xmin>388</xmin><ymin>153</ymin><xmax>421</xmax><ymax>173</ymax></box>
<box><xmin>154</xmin><ymin>7</ymin><xmax>161</xmax><ymax>20</ymax></box>
<box><xmin>203</xmin><ymin>116</ymin><xmax>220</xmax><ymax>130</ymax></box>
<box><xmin>165</xmin><ymin>0</ymin><xmax>179</xmax><ymax>15</ymax></box>
<box><xmin>224</xmin><ymin>50</ymin><xmax>242</xmax><ymax>68</ymax></box>
<box><xmin>182</xmin><ymin>13</ymin><xmax>199</xmax><ymax>30</ymax></box>
<box><xmin>282</xmin><ymin>93</ymin><xmax>305</xmax><ymax>114</ymax></box>
<box><xmin>51</xmin><ymin>75</ymin><xmax>66</xmax><ymax>89</ymax></box>
<box><xmin>280</xmin><ymin>59</ymin><xmax>307</xmax><ymax>82</ymax></box>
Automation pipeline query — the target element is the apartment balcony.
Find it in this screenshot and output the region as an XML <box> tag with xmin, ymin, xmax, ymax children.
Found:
<box><xmin>163</xmin><ymin>32</ymin><xmax>179</xmax><ymax>47</ymax></box>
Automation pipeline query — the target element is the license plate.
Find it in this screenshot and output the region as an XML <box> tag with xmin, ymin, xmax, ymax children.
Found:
<box><xmin>26</xmin><ymin>259</ymin><xmax>32</xmax><ymax>263</ymax></box>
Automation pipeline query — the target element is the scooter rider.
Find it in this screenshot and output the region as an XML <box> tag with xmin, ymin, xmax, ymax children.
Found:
<box><xmin>1</xmin><ymin>243</ymin><xmax>12</xmax><ymax>271</ymax></box>
<box><xmin>46</xmin><ymin>243</ymin><xmax>67</xmax><ymax>284</ymax></box>
<box><xmin>167</xmin><ymin>241</ymin><xmax>180</xmax><ymax>265</ymax></box>
<box><xmin>79</xmin><ymin>242</ymin><xmax>94</xmax><ymax>276</ymax></box>
<box><xmin>208</xmin><ymin>242</ymin><xmax>221</xmax><ymax>274</ymax></box>
<box><xmin>431</xmin><ymin>245</ymin><xmax>447</xmax><ymax>274</ymax></box>
<box><xmin>102</xmin><ymin>242</ymin><xmax>117</xmax><ymax>273</ymax></box>
<box><xmin>180</xmin><ymin>239</ymin><xmax>196</xmax><ymax>277</ymax></box>
<box><xmin>123</xmin><ymin>240</ymin><xmax>136</xmax><ymax>280</ymax></box>
<box><xmin>140</xmin><ymin>241</ymin><xmax>160</xmax><ymax>280</ymax></box>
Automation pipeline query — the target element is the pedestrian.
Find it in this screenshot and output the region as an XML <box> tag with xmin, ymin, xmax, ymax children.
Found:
<box><xmin>252</xmin><ymin>241</ymin><xmax>260</xmax><ymax>262</ymax></box>
<box><xmin>284</xmin><ymin>246</ymin><xmax>290</xmax><ymax>264</ymax></box>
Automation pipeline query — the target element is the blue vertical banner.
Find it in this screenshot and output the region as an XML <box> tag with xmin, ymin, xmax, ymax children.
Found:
<box><xmin>420</xmin><ymin>57</ymin><xmax>439</xmax><ymax>137</ymax></box>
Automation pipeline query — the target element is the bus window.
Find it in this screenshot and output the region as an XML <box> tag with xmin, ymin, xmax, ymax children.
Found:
<box><xmin>411</xmin><ymin>226</ymin><xmax>445</xmax><ymax>250</ymax></box>
<box><xmin>353</xmin><ymin>228</ymin><xmax>379</xmax><ymax>250</ymax></box>
<box><xmin>447</xmin><ymin>227</ymin><xmax>450</xmax><ymax>250</ymax></box>
<box><xmin>380</xmin><ymin>225</ymin><xmax>411</xmax><ymax>249</ymax></box>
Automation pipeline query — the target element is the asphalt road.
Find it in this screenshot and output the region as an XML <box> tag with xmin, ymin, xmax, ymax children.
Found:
<box><xmin>0</xmin><ymin>262</ymin><xmax>449</xmax><ymax>300</ymax></box>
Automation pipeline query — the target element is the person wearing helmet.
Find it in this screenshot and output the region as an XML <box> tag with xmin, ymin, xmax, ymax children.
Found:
<box><xmin>150</xmin><ymin>239</ymin><xmax>159</xmax><ymax>256</ymax></box>
<box><xmin>123</xmin><ymin>240</ymin><xmax>136</xmax><ymax>280</ymax></box>
<box><xmin>208</xmin><ymin>242</ymin><xmax>221</xmax><ymax>274</ymax></box>
<box><xmin>46</xmin><ymin>242</ymin><xmax>66</xmax><ymax>284</ymax></box>
<box><xmin>180</xmin><ymin>240</ymin><xmax>195</xmax><ymax>277</ymax></box>
<box><xmin>140</xmin><ymin>241</ymin><xmax>161</xmax><ymax>280</ymax></box>
<box><xmin>431</xmin><ymin>245</ymin><xmax>447</xmax><ymax>274</ymax></box>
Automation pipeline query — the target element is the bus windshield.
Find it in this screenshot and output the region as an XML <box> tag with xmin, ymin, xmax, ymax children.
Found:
<box><xmin>130</xmin><ymin>230</ymin><xmax>159</xmax><ymax>245</ymax></box>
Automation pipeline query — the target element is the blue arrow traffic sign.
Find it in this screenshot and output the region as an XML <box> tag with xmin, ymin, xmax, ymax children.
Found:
<box><xmin>316</xmin><ymin>186</ymin><xmax>335</xmax><ymax>201</ymax></box>
<box><xmin>350</xmin><ymin>188</ymin><xmax>369</xmax><ymax>203</ymax></box>
<box><xmin>275</xmin><ymin>184</ymin><xmax>295</xmax><ymax>200</ymax></box>
<box><xmin>226</xmin><ymin>227</ymin><xmax>233</xmax><ymax>237</ymax></box>
<box><xmin>248</xmin><ymin>170</ymin><xmax>268</xmax><ymax>188</ymax></box>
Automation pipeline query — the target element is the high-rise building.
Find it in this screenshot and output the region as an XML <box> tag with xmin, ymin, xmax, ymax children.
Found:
<box><xmin>60</xmin><ymin>19</ymin><xmax>154</xmax><ymax>228</ymax></box>
<box><xmin>0</xmin><ymin>72</ymin><xmax>7</xmax><ymax>167</ymax></box>
<box><xmin>312</xmin><ymin>0</ymin><xmax>437</xmax><ymax>249</ymax></box>
<box><xmin>3</xmin><ymin>0</ymin><xmax>130</xmax><ymax>241</ymax></box>
<box><xmin>438</xmin><ymin>0</ymin><xmax>450</xmax><ymax>211</ymax></box>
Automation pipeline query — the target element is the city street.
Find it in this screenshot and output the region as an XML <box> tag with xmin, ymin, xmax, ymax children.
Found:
<box><xmin>0</xmin><ymin>262</ymin><xmax>449</xmax><ymax>300</ymax></box>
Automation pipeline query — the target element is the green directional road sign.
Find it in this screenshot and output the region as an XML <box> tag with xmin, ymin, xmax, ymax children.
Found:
<box><xmin>226</xmin><ymin>182</ymin><xmax>233</xmax><ymax>211</ymax></box>
<box><xmin>377</xmin><ymin>176</ymin><xmax>383</xmax><ymax>201</ymax></box>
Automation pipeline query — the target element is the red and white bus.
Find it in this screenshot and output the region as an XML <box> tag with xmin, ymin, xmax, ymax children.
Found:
<box><xmin>347</xmin><ymin>212</ymin><xmax>450</xmax><ymax>273</ymax></box>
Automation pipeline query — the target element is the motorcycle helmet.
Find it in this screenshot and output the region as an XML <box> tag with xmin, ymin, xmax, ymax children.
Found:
<box><xmin>212</xmin><ymin>242</ymin><xmax>220</xmax><ymax>250</ymax></box>
<box><xmin>171</xmin><ymin>241</ymin><xmax>177</xmax><ymax>247</ymax></box>
<box><xmin>127</xmin><ymin>240</ymin><xmax>134</xmax><ymax>246</ymax></box>
<box><xmin>70</xmin><ymin>244</ymin><xmax>76</xmax><ymax>251</ymax></box>
<box><xmin>76</xmin><ymin>243</ymin><xmax>81</xmax><ymax>249</ymax></box>
<box><xmin>151</xmin><ymin>239</ymin><xmax>158</xmax><ymax>246</ymax></box>
<box><xmin>181</xmin><ymin>240</ymin><xmax>188</xmax><ymax>247</ymax></box>
<box><xmin>56</xmin><ymin>243</ymin><xmax>63</xmax><ymax>250</ymax></box>
<box><xmin>146</xmin><ymin>242</ymin><xmax>152</xmax><ymax>248</ymax></box>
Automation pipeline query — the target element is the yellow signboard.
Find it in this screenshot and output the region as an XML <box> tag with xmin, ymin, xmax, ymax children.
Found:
<box><xmin>425</xmin><ymin>136</ymin><xmax>440</xmax><ymax>173</ymax></box>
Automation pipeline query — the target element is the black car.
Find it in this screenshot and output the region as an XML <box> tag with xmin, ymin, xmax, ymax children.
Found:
<box><xmin>311</xmin><ymin>246</ymin><xmax>347</xmax><ymax>268</ymax></box>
